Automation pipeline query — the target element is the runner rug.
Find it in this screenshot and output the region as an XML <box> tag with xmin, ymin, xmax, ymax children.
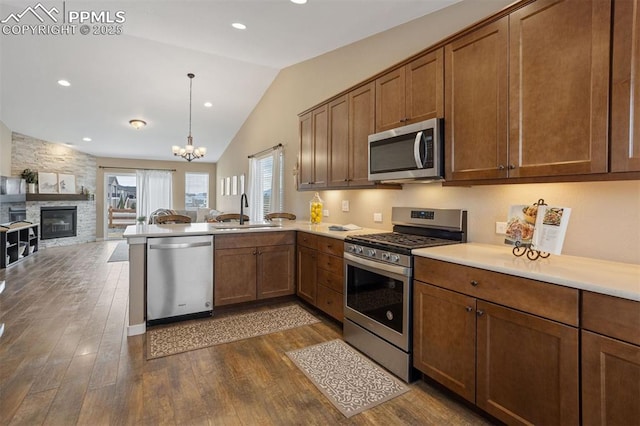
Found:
<box><xmin>107</xmin><ymin>241</ymin><xmax>128</xmax><ymax>263</ymax></box>
<box><xmin>286</xmin><ymin>339</ymin><xmax>410</xmax><ymax>418</ymax></box>
<box><xmin>147</xmin><ymin>304</ymin><xmax>320</xmax><ymax>359</ymax></box>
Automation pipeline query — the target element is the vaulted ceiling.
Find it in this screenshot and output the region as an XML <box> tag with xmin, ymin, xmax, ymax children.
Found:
<box><xmin>0</xmin><ymin>0</ymin><xmax>461</xmax><ymax>162</ymax></box>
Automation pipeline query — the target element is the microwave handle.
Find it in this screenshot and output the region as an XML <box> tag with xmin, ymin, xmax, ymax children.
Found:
<box><xmin>413</xmin><ymin>131</ymin><xmax>425</xmax><ymax>169</ymax></box>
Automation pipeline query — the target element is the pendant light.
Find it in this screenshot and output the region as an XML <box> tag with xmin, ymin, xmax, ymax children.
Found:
<box><xmin>172</xmin><ymin>73</ymin><xmax>206</xmax><ymax>161</ymax></box>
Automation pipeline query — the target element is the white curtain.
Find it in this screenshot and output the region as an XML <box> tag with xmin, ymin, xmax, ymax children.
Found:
<box><xmin>247</xmin><ymin>156</ymin><xmax>261</xmax><ymax>222</ymax></box>
<box><xmin>247</xmin><ymin>146</ymin><xmax>283</xmax><ymax>222</ymax></box>
<box><xmin>136</xmin><ymin>170</ymin><xmax>173</xmax><ymax>220</ymax></box>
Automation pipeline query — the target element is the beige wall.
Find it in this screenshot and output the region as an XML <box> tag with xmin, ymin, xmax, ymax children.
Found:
<box><xmin>0</xmin><ymin>120</ymin><xmax>12</xmax><ymax>176</ymax></box>
<box><xmin>216</xmin><ymin>0</ymin><xmax>640</xmax><ymax>265</ymax></box>
<box><xmin>94</xmin><ymin>157</ymin><xmax>216</xmax><ymax>239</ymax></box>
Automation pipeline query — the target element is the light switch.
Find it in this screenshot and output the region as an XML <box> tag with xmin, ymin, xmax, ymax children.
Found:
<box><xmin>495</xmin><ymin>222</ymin><xmax>507</xmax><ymax>234</ymax></box>
<box><xmin>323</xmin><ymin>209</ymin><xmax>329</xmax><ymax>217</ymax></box>
<box><xmin>373</xmin><ymin>212</ymin><xmax>383</xmax><ymax>223</ymax></box>
<box><xmin>341</xmin><ymin>200</ymin><xmax>349</xmax><ymax>212</ymax></box>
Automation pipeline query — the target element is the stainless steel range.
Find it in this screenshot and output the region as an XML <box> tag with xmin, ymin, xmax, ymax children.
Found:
<box><xmin>343</xmin><ymin>207</ymin><xmax>467</xmax><ymax>382</ymax></box>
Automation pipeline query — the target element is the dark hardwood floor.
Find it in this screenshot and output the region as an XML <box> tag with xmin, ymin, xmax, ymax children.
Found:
<box><xmin>0</xmin><ymin>241</ymin><xmax>493</xmax><ymax>425</ymax></box>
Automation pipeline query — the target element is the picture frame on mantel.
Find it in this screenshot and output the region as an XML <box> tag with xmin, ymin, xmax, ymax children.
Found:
<box><xmin>38</xmin><ymin>172</ymin><xmax>58</xmax><ymax>193</ymax></box>
<box><xmin>58</xmin><ymin>174</ymin><xmax>76</xmax><ymax>194</ymax></box>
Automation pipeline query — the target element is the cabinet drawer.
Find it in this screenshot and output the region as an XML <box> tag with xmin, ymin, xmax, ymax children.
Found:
<box><xmin>415</xmin><ymin>258</ymin><xmax>579</xmax><ymax>326</ymax></box>
<box><xmin>216</xmin><ymin>231</ymin><xmax>295</xmax><ymax>249</ymax></box>
<box><xmin>297</xmin><ymin>232</ymin><xmax>318</xmax><ymax>249</ymax></box>
<box><xmin>316</xmin><ymin>252</ymin><xmax>343</xmax><ymax>276</ymax></box>
<box><xmin>317</xmin><ymin>268</ymin><xmax>343</xmax><ymax>293</ymax></box>
<box><xmin>317</xmin><ymin>284</ymin><xmax>343</xmax><ymax>321</ymax></box>
<box><xmin>317</xmin><ymin>235</ymin><xmax>342</xmax><ymax>256</ymax></box>
<box><xmin>583</xmin><ymin>291</ymin><xmax>640</xmax><ymax>346</ymax></box>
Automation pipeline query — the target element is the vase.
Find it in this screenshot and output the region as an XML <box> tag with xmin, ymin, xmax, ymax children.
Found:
<box><xmin>27</xmin><ymin>183</ymin><xmax>36</xmax><ymax>193</ymax></box>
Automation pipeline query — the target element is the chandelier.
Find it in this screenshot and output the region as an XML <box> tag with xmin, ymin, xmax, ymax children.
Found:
<box><xmin>172</xmin><ymin>73</ymin><xmax>206</xmax><ymax>161</ymax></box>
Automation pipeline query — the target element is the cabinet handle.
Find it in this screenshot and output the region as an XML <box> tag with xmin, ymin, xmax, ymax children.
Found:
<box><xmin>498</xmin><ymin>164</ymin><xmax>505</xmax><ymax>170</ymax></box>
<box><xmin>477</xmin><ymin>310</ymin><xmax>484</xmax><ymax>317</ymax></box>
<box><xmin>465</xmin><ymin>306</ymin><xmax>473</xmax><ymax>312</ymax></box>
<box><xmin>470</xmin><ymin>280</ymin><xmax>479</xmax><ymax>287</ymax></box>
<box><xmin>253</xmin><ymin>250</ymin><xmax>257</xmax><ymax>255</ymax></box>
<box><xmin>508</xmin><ymin>164</ymin><xmax>516</xmax><ymax>170</ymax></box>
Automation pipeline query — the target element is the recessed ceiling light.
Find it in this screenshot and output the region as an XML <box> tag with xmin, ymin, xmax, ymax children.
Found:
<box><xmin>204</xmin><ymin>102</ymin><xmax>213</xmax><ymax>108</ymax></box>
<box><xmin>232</xmin><ymin>22</ymin><xmax>246</xmax><ymax>30</ymax></box>
<box><xmin>129</xmin><ymin>119</ymin><xmax>147</xmax><ymax>129</ymax></box>
<box><xmin>82</xmin><ymin>137</ymin><xmax>92</xmax><ymax>142</ymax></box>
<box><xmin>291</xmin><ymin>0</ymin><xmax>307</xmax><ymax>4</ymax></box>
<box><xmin>57</xmin><ymin>79</ymin><xmax>71</xmax><ymax>87</ymax></box>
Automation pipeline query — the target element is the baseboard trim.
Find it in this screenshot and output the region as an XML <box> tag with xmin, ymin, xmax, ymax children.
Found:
<box><xmin>127</xmin><ymin>322</ymin><xmax>146</xmax><ymax>336</ymax></box>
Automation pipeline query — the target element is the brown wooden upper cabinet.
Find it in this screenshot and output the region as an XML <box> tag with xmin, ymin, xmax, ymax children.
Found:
<box><xmin>328</xmin><ymin>82</ymin><xmax>376</xmax><ymax>188</ymax></box>
<box><xmin>445</xmin><ymin>0</ymin><xmax>611</xmax><ymax>182</ymax></box>
<box><xmin>445</xmin><ymin>17</ymin><xmax>509</xmax><ymax>181</ymax></box>
<box><xmin>611</xmin><ymin>0</ymin><xmax>640</xmax><ymax>172</ymax></box>
<box><xmin>298</xmin><ymin>105</ymin><xmax>328</xmax><ymax>190</ymax></box>
<box><xmin>375</xmin><ymin>49</ymin><xmax>443</xmax><ymax>132</ymax></box>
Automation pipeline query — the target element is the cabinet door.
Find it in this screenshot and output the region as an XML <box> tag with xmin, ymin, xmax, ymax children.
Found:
<box><xmin>328</xmin><ymin>95</ymin><xmax>350</xmax><ymax>187</ymax></box>
<box><xmin>405</xmin><ymin>48</ymin><xmax>443</xmax><ymax>125</ymax></box>
<box><xmin>257</xmin><ymin>244</ymin><xmax>295</xmax><ymax>299</ymax></box>
<box><xmin>508</xmin><ymin>0</ymin><xmax>610</xmax><ymax>177</ymax></box>
<box><xmin>375</xmin><ymin>67</ymin><xmax>405</xmax><ymax>132</ymax></box>
<box><xmin>444</xmin><ymin>17</ymin><xmax>509</xmax><ymax>181</ymax></box>
<box><xmin>611</xmin><ymin>0</ymin><xmax>640</xmax><ymax>172</ymax></box>
<box><xmin>317</xmin><ymin>284</ymin><xmax>343</xmax><ymax>322</ymax></box>
<box><xmin>476</xmin><ymin>301</ymin><xmax>579</xmax><ymax>425</ymax></box>
<box><xmin>296</xmin><ymin>245</ymin><xmax>317</xmax><ymax>305</ymax></box>
<box><xmin>349</xmin><ymin>82</ymin><xmax>375</xmax><ymax>186</ymax></box>
<box><xmin>298</xmin><ymin>111</ymin><xmax>313</xmax><ymax>190</ymax></box>
<box><xmin>582</xmin><ymin>330</ymin><xmax>640</xmax><ymax>426</ymax></box>
<box><xmin>214</xmin><ymin>247</ymin><xmax>257</xmax><ymax>306</ymax></box>
<box><xmin>413</xmin><ymin>282</ymin><xmax>476</xmax><ymax>403</ymax></box>
<box><xmin>312</xmin><ymin>104</ymin><xmax>328</xmax><ymax>188</ymax></box>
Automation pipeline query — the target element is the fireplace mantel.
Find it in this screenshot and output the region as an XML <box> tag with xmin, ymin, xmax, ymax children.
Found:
<box><xmin>26</xmin><ymin>194</ymin><xmax>91</xmax><ymax>202</ymax></box>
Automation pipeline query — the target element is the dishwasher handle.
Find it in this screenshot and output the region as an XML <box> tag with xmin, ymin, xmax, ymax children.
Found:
<box><xmin>149</xmin><ymin>241</ymin><xmax>212</xmax><ymax>250</ymax></box>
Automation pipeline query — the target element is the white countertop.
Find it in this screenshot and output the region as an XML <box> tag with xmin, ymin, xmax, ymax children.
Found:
<box><xmin>123</xmin><ymin>220</ymin><xmax>385</xmax><ymax>241</ymax></box>
<box><xmin>413</xmin><ymin>243</ymin><xmax>640</xmax><ymax>301</ymax></box>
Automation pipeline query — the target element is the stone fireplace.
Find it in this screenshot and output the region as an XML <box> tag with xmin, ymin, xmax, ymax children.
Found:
<box><xmin>41</xmin><ymin>206</ymin><xmax>77</xmax><ymax>240</ymax></box>
<box><xmin>26</xmin><ymin>200</ymin><xmax>95</xmax><ymax>248</ymax></box>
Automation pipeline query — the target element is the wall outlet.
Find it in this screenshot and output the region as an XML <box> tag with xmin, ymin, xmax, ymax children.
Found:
<box><xmin>323</xmin><ymin>209</ymin><xmax>329</xmax><ymax>217</ymax></box>
<box><xmin>373</xmin><ymin>212</ymin><xmax>383</xmax><ymax>223</ymax></box>
<box><xmin>495</xmin><ymin>221</ymin><xmax>507</xmax><ymax>234</ymax></box>
<box><xmin>341</xmin><ymin>200</ymin><xmax>350</xmax><ymax>212</ymax></box>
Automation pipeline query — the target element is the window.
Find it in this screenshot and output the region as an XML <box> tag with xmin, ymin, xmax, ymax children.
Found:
<box><xmin>185</xmin><ymin>173</ymin><xmax>209</xmax><ymax>210</ymax></box>
<box><xmin>248</xmin><ymin>147</ymin><xmax>283</xmax><ymax>222</ymax></box>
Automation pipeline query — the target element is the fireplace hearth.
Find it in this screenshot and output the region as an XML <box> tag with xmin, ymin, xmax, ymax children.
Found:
<box><xmin>41</xmin><ymin>206</ymin><xmax>77</xmax><ymax>240</ymax></box>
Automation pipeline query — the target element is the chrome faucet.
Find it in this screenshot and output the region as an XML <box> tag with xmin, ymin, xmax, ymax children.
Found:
<box><xmin>240</xmin><ymin>193</ymin><xmax>248</xmax><ymax>225</ymax></box>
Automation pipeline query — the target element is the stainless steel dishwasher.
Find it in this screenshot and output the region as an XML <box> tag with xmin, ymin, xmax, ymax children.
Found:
<box><xmin>147</xmin><ymin>235</ymin><xmax>213</xmax><ymax>324</ymax></box>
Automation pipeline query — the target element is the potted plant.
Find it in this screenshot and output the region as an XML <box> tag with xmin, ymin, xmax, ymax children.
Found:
<box><xmin>136</xmin><ymin>216</ymin><xmax>147</xmax><ymax>225</ymax></box>
<box><xmin>21</xmin><ymin>169</ymin><xmax>38</xmax><ymax>193</ymax></box>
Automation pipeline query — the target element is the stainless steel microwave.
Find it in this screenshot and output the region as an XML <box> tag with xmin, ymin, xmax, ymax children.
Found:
<box><xmin>368</xmin><ymin>118</ymin><xmax>443</xmax><ymax>182</ymax></box>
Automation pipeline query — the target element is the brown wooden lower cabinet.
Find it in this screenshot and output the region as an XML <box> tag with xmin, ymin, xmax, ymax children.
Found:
<box><xmin>581</xmin><ymin>330</ymin><xmax>640</xmax><ymax>426</ymax></box>
<box><xmin>214</xmin><ymin>232</ymin><xmax>295</xmax><ymax>307</ymax></box>
<box><xmin>413</xmin><ymin>256</ymin><xmax>581</xmax><ymax>425</ymax></box>
<box><xmin>296</xmin><ymin>245</ymin><xmax>317</xmax><ymax>305</ymax></box>
<box><xmin>475</xmin><ymin>301</ymin><xmax>579</xmax><ymax>425</ymax></box>
<box><xmin>413</xmin><ymin>280</ymin><xmax>579</xmax><ymax>425</ymax></box>
<box><xmin>581</xmin><ymin>291</ymin><xmax>640</xmax><ymax>426</ymax></box>
<box><xmin>296</xmin><ymin>232</ymin><xmax>344</xmax><ymax>321</ymax></box>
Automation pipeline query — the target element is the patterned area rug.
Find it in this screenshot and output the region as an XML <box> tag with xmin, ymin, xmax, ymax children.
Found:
<box><xmin>286</xmin><ymin>339</ymin><xmax>410</xmax><ymax>418</ymax></box>
<box><xmin>147</xmin><ymin>304</ymin><xmax>320</xmax><ymax>359</ymax></box>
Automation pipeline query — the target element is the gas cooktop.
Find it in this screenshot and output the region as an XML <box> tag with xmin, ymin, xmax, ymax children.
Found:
<box><xmin>347</xmin><ymin>232</ymin><xmax>461</xmax><ymax>250</ymax></box>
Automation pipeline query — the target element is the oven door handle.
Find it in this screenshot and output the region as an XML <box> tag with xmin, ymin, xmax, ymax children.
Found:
<box><xmin>344</xmin><ymin>252</ymin><xmax>411</xmax><ymax>277</ymax></box>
